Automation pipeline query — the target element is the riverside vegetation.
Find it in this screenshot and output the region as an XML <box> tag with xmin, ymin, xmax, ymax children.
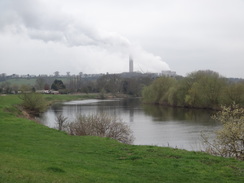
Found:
<box><xmin>142</xmin><ymin>70</ymin><xmax>244</xmax><ymax>109</ymax></box>
<box><xmin>0</xmin><ymin>94</ymin><xmax>244</xmax><ymax>182</ymax></box>
<box><xmin>202</xmin><ymin>104</ymin><xmax>244</xmax><ymax>160</ymax></box>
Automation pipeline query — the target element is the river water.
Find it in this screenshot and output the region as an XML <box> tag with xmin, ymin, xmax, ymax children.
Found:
<box><xmin>39</xmin><ymin>98</ymin><xmax>221</xmax><ymax>151</ymax></box>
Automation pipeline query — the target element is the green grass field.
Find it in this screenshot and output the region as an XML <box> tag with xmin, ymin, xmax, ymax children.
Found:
<box><xmin>0</xmin><ymin>95</ymin><xmax>243</xmax><ymax>183</ymax></box>
<box><xmin>0</xmin><ymin>77</ymin><xmax>70</xmax><ymax>87</ymax></box>
<box><xmin>0</xmin><ymin>78</ymin><xmax>37</xmax><ymax>86</ymax></box>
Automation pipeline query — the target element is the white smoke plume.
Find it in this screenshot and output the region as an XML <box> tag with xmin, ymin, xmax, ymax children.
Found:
<box><xmin>0</xmin><ymin>0</ymin><xmax>170</xmax><ymax>74</ymax></box>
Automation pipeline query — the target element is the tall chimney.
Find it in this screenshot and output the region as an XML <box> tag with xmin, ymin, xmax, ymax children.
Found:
<box><xmin>129</xmin><ymin>56</ymin><xmax>133</xmax><ymax>73</ymax></box>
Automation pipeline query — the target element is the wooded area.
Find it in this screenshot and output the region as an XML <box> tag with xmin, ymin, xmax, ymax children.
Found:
<box><xmin>142</xmin><ymin>70</ymin><xmax>244</xmax><ymax>109</ymax></box>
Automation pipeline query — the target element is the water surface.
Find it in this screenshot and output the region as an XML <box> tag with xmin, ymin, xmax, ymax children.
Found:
<box><xmin>40</xmin><ymin>98</ymin><xmax>220</xmax><ymax>151</ymax></box>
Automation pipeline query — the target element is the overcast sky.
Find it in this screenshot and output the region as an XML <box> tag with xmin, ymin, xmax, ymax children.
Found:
<box><xmin>0</xmin><ymin>0</ymin><xmax>244</xmax><ymax>78</ymax></box>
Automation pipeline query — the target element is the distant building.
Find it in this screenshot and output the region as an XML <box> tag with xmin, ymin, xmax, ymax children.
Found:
<box><xmin>160</xmin><ymin>70</ymin><xmax>177</xmax><ymax>77</ymax></box>
<box><xmin>129</xmin><ymin>56</ymin><xmax>133</xmax><ymax>73</ymax></box>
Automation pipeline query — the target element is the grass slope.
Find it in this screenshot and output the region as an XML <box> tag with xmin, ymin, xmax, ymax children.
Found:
<box><xmin>0</xmin><ymin>95</ymin><xmax>243</xmax><ymax>183</ymax></box>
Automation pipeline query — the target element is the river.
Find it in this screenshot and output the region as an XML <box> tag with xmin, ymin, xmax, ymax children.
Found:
<box><xmin>39</xmin><ymin>98</ymin><xmax>221</xmax><ymax>151</ymax></box>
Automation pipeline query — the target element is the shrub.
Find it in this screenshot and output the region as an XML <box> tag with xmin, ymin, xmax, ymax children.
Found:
<box><xmin>202</xmin><ymin>104</ymin><xmax>244</xmax><ymax>160</ymax></box>
<box><xmin>67</xmin><ymin>113</ymin><xmax>134</xmax><ymax>144</ymax></box>
<box><xmin>19</xmin><ymin>93</ymin><xmax>48</xmax><ymax>116</ymax></box>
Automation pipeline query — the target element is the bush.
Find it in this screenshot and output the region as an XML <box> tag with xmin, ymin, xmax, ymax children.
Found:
<box><xmin>67</xmin><ymin>113</ymin><xmax>134</xmax><ymax>144</ymax></box>
<box><xmin>202</xmin><ymin>104</ymin><xmax>244</xmax><ymax>160</ymax></box>
<box><xmin>19</xmin><ymin>93</ymin><xmax>48</xmax><ymax>116</ymax></box>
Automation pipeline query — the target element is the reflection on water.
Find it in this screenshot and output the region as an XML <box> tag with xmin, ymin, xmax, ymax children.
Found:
<box><xmin>39</xmin><ymin>98</ymin><xmax>221</xmax><ymax>151</ymax></box>
<box><xmin>143</xmin><ymin>104</ymin><xmax>216</xmax><ymax>124</ymax></box>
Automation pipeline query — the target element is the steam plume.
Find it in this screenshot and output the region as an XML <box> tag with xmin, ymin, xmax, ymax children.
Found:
<box><xmin>0</xmin><ymin>0</ymin><xmax>170</xmax><ymax>73</ymax></box>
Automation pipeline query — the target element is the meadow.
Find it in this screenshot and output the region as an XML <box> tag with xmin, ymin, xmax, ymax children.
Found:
<box><xmin>0</xmin><ymin>95</ymin><xmax>243</xmax><ymax>183</ymax></box>
<box><xmin>0</xmin><ymin>78</ymin><xmax>37</xmax><ymax>86</ymax></box>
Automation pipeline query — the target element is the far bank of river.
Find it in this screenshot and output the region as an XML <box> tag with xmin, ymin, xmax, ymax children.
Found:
<box><xmin>39</xmin><ymin>98</ymin><xmax>221</xmax><ymax>151</ymax></box>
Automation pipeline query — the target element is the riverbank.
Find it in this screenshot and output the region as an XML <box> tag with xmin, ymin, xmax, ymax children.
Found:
<box><xmin>43</xmin><ymin>93</ymin><xmax>99</xmax><ymax>104</ymax></box>
<box><xmin>43</xmin><ymin>93</ymin><xmax>131</xmax><ymax>104</ymax></box>
<box><xmin>0</xmin><ymin>95</ymin><xmax>243</xmax><ymax>182</ymax></box>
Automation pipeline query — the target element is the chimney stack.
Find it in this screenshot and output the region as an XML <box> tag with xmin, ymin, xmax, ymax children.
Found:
<box><xmin>129</xmin><ymin>56</ymin><xmax>133</xmax><ymax>73</ymax></box>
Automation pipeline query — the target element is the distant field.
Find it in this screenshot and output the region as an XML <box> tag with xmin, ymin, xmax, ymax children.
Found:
<box><xmin>0</xmin><ymin>77</ymin><xmax>70</xmax><ymax>86</ymax></box>
<box><xmin>0</xmin><ymin>78</ymin><xmax>37</xmax><ymax>86</ymax></box>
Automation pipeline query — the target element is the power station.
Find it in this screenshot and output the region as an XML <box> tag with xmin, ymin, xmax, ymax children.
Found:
<box><xmin>128</xmin><ymin>55</ymin><xmax>176</xmax><ymax>77</ymax></box>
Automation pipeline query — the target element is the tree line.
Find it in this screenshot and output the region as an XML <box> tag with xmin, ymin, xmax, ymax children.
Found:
<box><xmin>42</xmin><ymin>74</ymin><xmax>153</xmax><ymax>96</ymax></box>
<box><xmin>0</xmin><ymin>74</ymin><xmax>154</xmax><ymax>96</ymax></box>
<box><xmin>142</xmin><ymin>70</ymin><xmax>244</xmax><ymax>109</ymax></box>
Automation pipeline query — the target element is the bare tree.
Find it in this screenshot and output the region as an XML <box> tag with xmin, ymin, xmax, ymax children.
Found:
<box><xmin>35</xmin><ymin>77</ymin><xmax>46</xmax><ymax>90</ymax></box>
<box><xmin>55</xmin><ymin>113</ymin><xmax>68</xmax><ymax>131</ymax></box>
<box><xmin>54</xmin><ymin>71</ymin><xmax>59</xmax><ymax>77</ymax></box>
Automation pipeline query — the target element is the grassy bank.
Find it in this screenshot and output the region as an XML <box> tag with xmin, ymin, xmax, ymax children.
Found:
<box><xmin>0</xmin><ymin>95</ymin><xmax>243</xmax><ymax>182</ymax></box>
